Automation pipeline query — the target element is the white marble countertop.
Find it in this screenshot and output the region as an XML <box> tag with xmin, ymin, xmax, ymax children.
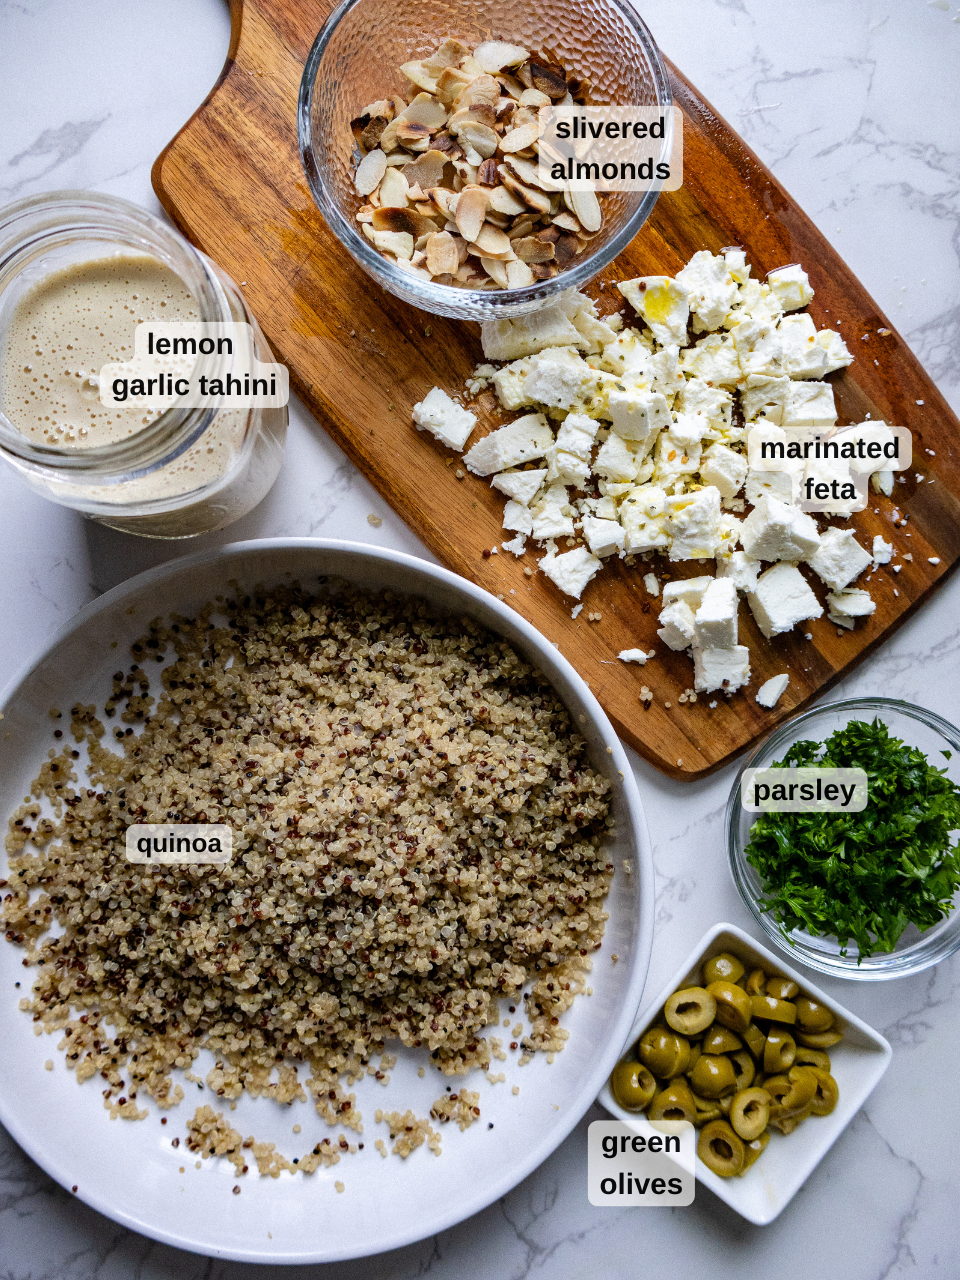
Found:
<box><xmin>2</xmin><ymin>0</ymin><xmax>960</xmax><ymax>1275</ymax></box>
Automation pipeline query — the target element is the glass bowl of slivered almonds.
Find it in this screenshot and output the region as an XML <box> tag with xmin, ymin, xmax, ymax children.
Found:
<box><xmin>297</xmin><ymin>0</ymin><xmax>671</xmax><ymax>320</ymax></box>
<box><xmin>727</xmin><ymin>698</ymin><xmax>960</xmax><ymax>980</ymax></box>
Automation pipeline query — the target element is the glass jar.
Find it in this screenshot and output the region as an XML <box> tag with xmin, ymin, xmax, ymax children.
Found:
<box><xmin>0</xmin><ymin>191</ymin><xmax>287</xmax><ymax>538</ymax></box>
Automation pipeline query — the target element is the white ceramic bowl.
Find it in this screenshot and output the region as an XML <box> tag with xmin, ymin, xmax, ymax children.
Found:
<box><xmin>0</xmin><ymin>538</ymin><xmax>654</xmax><ymax>1263</ymax></box>
<box><xmin>598</xmin><ymin>923</ymin><xmax>892</xmax><ymax>1225</ymax></box>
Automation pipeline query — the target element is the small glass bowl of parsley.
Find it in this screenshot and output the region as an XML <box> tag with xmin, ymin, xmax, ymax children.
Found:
<box><xmin>727</xmin><ymin>698</ymin><xmax>960</xmax><ymax>980</ymax></box>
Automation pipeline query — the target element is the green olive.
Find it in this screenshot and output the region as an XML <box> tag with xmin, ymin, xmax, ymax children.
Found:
<box><xmin>707</xmin><ymin>980</ymin><xmax>753</xmax><ymax>1034</ymax></box>
<box><xmin>741</xmin><ymin>1129</ymin><xmax>770</xmax><ymax>1172</ymax></box>
<box><xmin>610</xmin><ymin>1060</ymin><xmax>657</xmax><ymax>1111</ymax></box>
<box><xmin>718</xmin><ymin>1092</ymin><xmax>733</xmax><ymax>1113</ymax></box>
<box><xmin>805</xmin><ymin>1066</ymin><xmax>840</xmax><ymax>1116</ymax></box>
<box><xmin>638</xmin><ymin>1026</ymin><xmax>691</xmax><ymax>1079</ymax></box>
<box><xmin>770</xmin><ymin>1102</ymin><xmax>812</xmax><ymax>1134</ymax></box>
<box><xmin>763</xmin><ymin>1026</ymin><xmax>796</xmax><ymax>1074</ymax></box>
<box><xmin>742</xmin><ymin>1023</ymin><xmax>767</xmax><ymax>1060</ymax></box>
<box><xmin>698</xmin><ymin>1119</ymin><xmax>745</xmax><ymax>1177</ymax></box>
<box><xmin>689</xmin><ymin>1053</ymin><xmax>737</xmax><ymax>1099</ymax></box>
<box><xmin>765</xmin><ymin>1066</ymin><xmax>818</xmax><ymax>1119</ymax></box>
<box><xmin>648</xmin><ymin>1078</ymin><xmax>697</xmax><ymax>1123</ymax></box>
<box><xmin>702</xmin><ymin>952</ymin><xmax>746</xmax><ymax>986</ymax></box>
<box><xmin>687</xmin><ymin>1040</ymin><xmax>702</xmax><ymax>1072</ymax></box>
<box><xmin>765</xmin><ymin>976</ymin><xmax>800</xmax><ymax>1000</ymax></box>
<box><xmin>702</xmin><ymin>1025</ymin><xmax>742</xmax><ymax>1055</ymax></box>
<box><xmin>794</xmin><ymin>1046</ymin><xmax>831</xmax><ymax>1072</ymax></box>
<box><xmin>751</xmin><ymin>994</ymin><xmax>797</xmax><ymax>1024</ymax></box>
<box><xmin>664</xmin><ymin>986</ymin><xmax>717</xmax><ymax>1036</ymax></box>
<box><xmin>730</xmin><ymin>1049</ymin><xmax>756</xmax><ymax>1090</ymax></box>
<box><xmin>745</xmin><ymin>967</ymin><xmax>767</xmax><ymax>996</ymax></box>
<box><xmin>691</xmin><ymin>1092</ymin><xmax>723</xmax><ymax>1126</ymax></box>
<box><xmin>795</xmin><ymin>996</ymin><xmax>835</xmax><ymax>1033</ymax></box>
<box><xmin>796</xmin><ymin>1027</ymin><xmax>843</xmax><ymax>1049</ymax></box>
<box><xmin>729</xmin><ymin>1087</ymin><xmax>771</xmax><ymax>1141</ymax></box>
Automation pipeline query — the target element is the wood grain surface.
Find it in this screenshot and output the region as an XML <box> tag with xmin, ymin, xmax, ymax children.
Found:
<box><xmin>152</xmin><ymin>0</ymin><xmax>960</xmax><ymax>779</ymax></box>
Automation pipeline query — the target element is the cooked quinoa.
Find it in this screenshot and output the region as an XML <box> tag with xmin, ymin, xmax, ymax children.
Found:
<box><xmin>2</xmin><ymin>580</ymin><xmax>613</xmax><ymax>1140</ymax></box>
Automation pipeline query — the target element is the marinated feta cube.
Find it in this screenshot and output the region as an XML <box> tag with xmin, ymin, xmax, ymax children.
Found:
<box><xmin>695</xmin><ymin>577</ymin><xmax>739</xmax><ymax>649</ymax></box>
<box><xmin>675</xmin><ymin>250</ymin><xmax>739</xmax><ymax>331</ymax></box>
<box><xmin>692</xmin><ymin>644</ymin><xmax>751</xmax><ymax>694</ymax></box>
<box><xmin>412</xmin><ymin>387</ymin><xmax>477</xmax><ymax>450</ymax></box>
<box><xmin>732</xmin><ymin>317</ymin><xmax>784</xmax><ymax>377</ymax></box>
<box><xmin>600</xmin><ymin>327</ymin><xmax>654</xmax><ymax>381</ymax></box>
<box><xmin>647</xmin><ymin>344</ymin><xmax>687</xmax><ymax>400</ymax></box>
<box><xmin>701</xmin><ymin>442</ymin><xmax>748</xmax><ymax>499</ymax></box>
<box><xmin>502</xmin><ymin>500</ymin><xmax>533</xmax><ymax>535</ymax></box>
<box><xmin>555</xmin><ymin>412</ymin><xmax>600</xmax><ymax>459</ymax></box>
<box><xmin>607</xmin><ymin>386</ymin><xmax>671</xmax><ymax>443</ymax></box>
<box><xmin>582</xmin><ymin>515</ymin><xmax>626</xmax><ymax>557</ymax></box>
<box><xmin>806</xmin><ymin>526</ymin><xmax>872</xmax><ymax>591</ymax></box>
<box><xmin>491</xmin><ymin>468</ymin><xmax>546</xmax><ymax>505</ymax></box>
<box><xmin>778</xmin><ymin>313</ymin><xmax>831</xmax><ymax>380</ymax></box>
<box><xmin>594</xmin><ymin>432</ymin><xmax>639</xmax><ymax>483</ymax></box>
<box><xmin>727</xmin><ymin>279</ymin><xmax>784</xmax><ymax>327</ymax></box>
<box><xmin>741</xmin><ymin>493</ymin><xmax>821</xmax><ymax>562</ymax></box>
<box><xmin>826</xmin><ymin>587</ymin><xmax>876</xmax><ymax>628</ymax></box>
<box><xmin>676</xmin><ymin>378</ymin><xmax>733</xmax><ymax>432</ymax></box>
<box><xmin>744</xmin><ymin>466</ymin><xmax>796</xmax><ymax>507</ymax></box>
<box><xmin>653</xmin><ymin>430</ymin><xmax>701</xmax><ymax>491</ymax></box>
<box><xmin>740</xmin><ymin>375</ymin><xmax>791</xmax><ymax>425</ymax></box>
<box><xmin>524</xmin><ymin>346</ymin><xmax>591</xmax><ymax>410</ymax></box>
<box><xmin>747</xmin><ymin>563</ymin><xmax>824</xmax><ymax>638</ymax></box>
<box><xmin>756</xmin><ymin>673</ymin><xmax>790</xmax><ymax>708</ymax></box>
<box><xmin>678</xmin><ymin>332</ymin><xmax>742</xmax><ymax>388</ymax></box>
<box><xmin>767</xmin><ymin>264</ymin><xmax>814</xmax><ymax>312</ymax></box>
<box><xmin>661</xmin><ymin>575</ymin><xmax>714</xmax><ymax>610</ymax></box>
<box><xmin>492</xmin><ymin>358</ymin><xmax>536</xmax><ymax>411</ymax></box>
<box><xmin>530</xmin><ymin>483</ymin><xmax>576</xmax><ymax>540</ymax></box>
<box><xmin>538</xmin><ymin>543</ymin><xmax>602</xmax><ymax>599</ymax></box>
<box><xmin>816</xmin><ymin>328</ymin><xmax>853</xmax><ymax>373</ymax></box>
<box><xmin>618</xmin><ymin>276</ymin><xmax>690</xmax><ymax>345</ymax></box>
<box><xmin>716</xmin><ymin>550</ymin><xmax>761</xmax><ymax>593</ymax></box>
<box><xmin>463</xmin><ymin>412</ymin><xmax>553</xmax><ymax>475</ymax></box>
<box><xmin>781</xmin><ymin>380</ymin><xmax>837</xmax><ymax>427</ymax></box>
<box><xmin>657</xmin><ymin>600</ymin><xmax>696</xmax><ymax>650</ymax></box>
<box><xmin>800</xmin><ymin>454</ymin><xmax>859</xmax><ymax>516</ymax></box>
<box><xmin>716</xmin><ymin>511</ymin><xmax>743</xmax><ymax>560</ymax></box>
<box><xmin>665</xmin><ymin>486</ymin><xmax>723</xmax><ymax>561</ymax></box>
<box><xmin>545</xmin><ymin>448</ymin><xmax>591</xmax><ymax>487</ymax></box>
<box><xmin>481</xmin><ymin>306</ymin><xmax>583</xmax><ymax>360</ymax></box>
<box><xmin>724</xmin><ymin>247</ymin><xmax>750</xmax><ymax>284</ymax></box>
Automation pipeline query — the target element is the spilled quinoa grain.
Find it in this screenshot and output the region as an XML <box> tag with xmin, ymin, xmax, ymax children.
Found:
<box><xmin>2</xmin><ymin>580</ymin><xmax>613</xmax><ymax>1161</ymax></box>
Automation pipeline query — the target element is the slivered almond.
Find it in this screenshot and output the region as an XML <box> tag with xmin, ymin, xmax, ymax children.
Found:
<box><xmin>531</xmin><ymin>262</ymin><xmax>558</xmax><ymax>280</ymax></box>
<box><xmin>500</xmin><ymin>171</ymin><xmax>551</xmax><ymax>214</ymax></box>
<box><xmin>474</xmin><ymin>40</ymin><xmax>529</xmax><ymax>73</ymax></box>
<box><xmin>496</xmin><ymin>73</ymin><xmax>525</xmax><ymax>100</ymax></box>
<box><xmin>485</xmin><ymin>211</ymin><xmax>512</xmax><ymax>229</ymax></box>
<box><xmin>372</xmin><ymin>206</ymin><xmax>438</xmax><ymax>238</ymax></box>
<box><xmin>378</xmin><ymin>118</ymin><xmax>401</xmax><ymax>152</ymax></box>
<box><xmin>407</xmin><ymin>181</ymin><xmax>426</xmax><ymax>200</ymax></box>
<box><xmin>489</xmin><ymin>184</ymin><xmax>528</xmax><ymax>216</ymax></box>
<box><xmin>453</xmin><ymin>73</ymin><xmax>501</xmax><ymax>112</ymax></box>
<box><xmin>355</xmin><ymin>207</ymin><xmax>374</xmax><ymax>224</ymax></box>
<box><xmin>435</xmin><ymin>66</ymin><xmax>473</xmax><ymax>105</ymax></box>
<box><xmin>396</xmin><ymin>121</ymin><xmax>434</xmax><ymax>150</ymax></box>
<box><xmin>501</xmin><ymin>154</ymin><xmax>543</xmax><ymax>188</ymax></box>
<box><xmin>506</xmin><ymin>260</ymin><xmax>535</xmax><ymax>288</ymax></box>
<box><xmin>425</xmin><ymin>230</ymin><xmax>459</xmax><ymax>276</ymax></box>
<box><xmin>379</xmin><ymin>166</ymin><xmax>409</xmax><ymax>208</ymax></box>
<box><xmin>384</xmin><ymin>153</ymin><xmax>412</xmax><ymax>167</ymax></box>
<box><xmin>537</xmin><ymin>223</ymin><xmax>561</xmax><ymax>243</ymax></box>
<box><xmin>529</xmin><ymin>57</ymin><xmax>567</xmax><ymax>99</ymax></box>
<box><xmin>551</xmin><ymin>211</ymin><xmax>580</xmax><ymax>232</ymax></box>
<box><xmin>568</xmin><ymin>186</ymin><xmax>602</xmax><ymax>232</ymax></box>
<box><xmin>400</xmin><ymin>61</ymin><xmax>439</xmax><ymax>94</ymax></box>
<box><xmin>473</xmin><ymin>224</ymin><xmax>512</xmax><ymax>256</ymax></box>
<box><xmin>397</xmin><ymin>92</ymin><xmax>449</xmax><ymax>129</ymax></box>
<box><xmin>480</xmin><ymin>256</ymin><xmax>509</xmax><ymax>288</ymax></box>
<box><xmin>519</xmin><ymin>88</ymin><xmax>551</xmax><ymax>107</ymax></box>
<box><xmin>517</xmin><ymin>61</ymin><xmax>534</xmax><ymax>89</ymax></box>
<box><xmin>414</xmin><ymin>201</ymin><xmax>437</xmax><ymax>217</ymax></box>
<box><xmin>513</xmin><ymin>235</ymin><xmax>555</xmax><ymax>263</ymax></box>
<box><xmin>402</xmin><ymin>149</ymin><xmax>447</xmax><ymax>190</ymax></box>
<box><xmin>459</xmin><ymin>121</ymin><xmax>499</xmax><ymax>158</ymax></box>
<box><xmin>500</xmin><ymin>123</ymin><xmax>540</xmax><ymax>153</ymax></box>
<box><xmin>508</xmin><ymin>215</ymin><xmax>538</xmax><ymax>239</ymax></box>
<box><xmin>372</xmin><ymin>228</ymin><xmax>414</xmax><ymax>259</ymax></box>
<box><xmin>454</xmin><ymin>186</ymin><xmax>488</xmax><ymax>242</ymax></box>
<box><xmin>424</xmin><ymin>38</ymin><xmax>471</xmax><ymax>71</ymax></box>
<box><xmin>357</xmin><ymin>115</ymin><xmax>388</xmax><ymax>150</ymax></box>
<box><xmin>354</xmin><ymin>148</ymin><xmax>387</xmax><ymax>196</ymax></box>
<box><xmin>359</xmin><ymin>98</ymin><xmax>394</xmax><ymax>120</ymax></box>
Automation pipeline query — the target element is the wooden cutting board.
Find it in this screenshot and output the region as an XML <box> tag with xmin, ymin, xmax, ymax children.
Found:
<box><xmin>152</xmin><ymin>0</ymin><xmax>960</xmax><ymax>780</ymax></box>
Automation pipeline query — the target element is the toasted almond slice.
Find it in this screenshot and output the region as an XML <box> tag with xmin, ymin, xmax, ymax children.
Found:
<box><xmin>513</xmin><ymin>235</ymin><xmax>556</xmax><ymax>263</ymax></box>
<box><xmin>488</xmin><ymin>183</ymin><xmax>528</xmax><ymax>216</ymax></box>
<box><xmin>485</xmin><ymin>211</ymin><xmax>511</xmax><ymax>228</ymax></box>
<box><xmin>384</xmin><ymin>153</ymin><xmax>411</xmax><ymax>168</ymax></box>
<box><xmin>480</xmin><ymin>256</ymin><xmax>509</xmax><ymax>288</ymax></box>
<box><xmin>529</xmin><ymin>57</ymin><xmax>568</xmax><ymax>100</ymax></box>
<box><xmin>396</xmin><ymin>122</ymin><xmax>434</xmax><ymax>150</ymax></box>
<box><xmin>378</xmin><ymin>118</ymin><xmax>401</xmax><ymax>152</ymax></box>
<box><xmin>531</xmin><ymin>262</ymin><xmax>558</xmax><ymax>281</ymax></box>
<box><xmin>537</xmin><ymin>223</ymin><xmax>561</xmax><ymax>242</ymax></box>
<box><xmin>396</xmin><ymin>92</ymin><xmax>449</xmax><ymax>129</ymax></box>
<box><xmin>356</xmin><ymin>208</ymin><xmax>374</xmax><ymax>224</ymax></box>
<box><xmin>517</xmin><ymin>61</ymin><xmax>534</xmax><ymax>89</ymax></box>
<box><xmin>436</xmin><ymin>66</ymin><xmax>473</xmax><ymax>105</ymax></box>
<box><xmin>496</xmin><ymin>73</ymin><xmax>525</xmax><ymax>100</ymax></box>
<box><xmin>361</xmin><ymin>222</ymin><xmax>377</xmax><ymax>243</ymax></box>
<box><xmin>568</xmin><ymin>186</ymin><xmax>602</xmax><ymax>233</ymax></box>
<box><xmin>508</xmin><ymin>214</ymin><xmax>538</xmax><ymax>239</ymax></box>
<box><xmin>424</xmin><ymin>37</ymin><xmax>472</xmax><ymax>71</ymax></box>
<box><xmin>519</xmin><ymin>88</ymin><xmax>552</xmax><ymax>108</ymax></box>
<box><xmin>506</xmin><ymin>260</ymin><xmax>535</xmax><ymax>289</ymax></box>
<box><xmin>367</xmin><ymin>187</ymin><xmax>381</xmax><ymax>209</ymax></box>
<box><xmin>551</xmin><ymin>211</ymin><xmax>580</xmax><ymax>232</ymax></box>
<box><xmin>411</xmin><ymin>248</ymin><xmax>427</xmax><ymax>266</ymax></box>
<box><xmin>414</xmin><ymin>233</ymin><xmax>432</xmax><ymax>252</ymax></box>
<box><xmin>452</xmin><ymin>73</ymin><xmax>502</xmax><ymax>112</ymax></box>
<box><xmin>400</xmin><ymin>61</ymin><xmax>439</xmax><ymax>94</ymax></box>
<box><xmin>473</xmin><ymin>40</ymin><xmax>529</xmax><ymax>73</ymax></box>
<box><xmin>553</xmin><ymin>231</ymin><xmax>579</xmax><ymax>267</ymax></box>
<box><xmin>360</xmin><ymin>98</ymin><xmax>394</xmax><ymax>120</ymax></box>
<box><xmin>461</xmin><ymin>144</ymin><xmax>483</xmax><ymax>167</ymax></box>
<box><xmin>406</xmin><ymin>182</ymin><xmax>426</xmax><ymax>201</ymax></box>
<box><xmin>513</xmin><ymin>106</ymin><xmax>541</xmax><ymax>130</ymax></box>
<box><xmin>425</xmin><ymin>185</ymin><xmax>457</xmax><ymax>219</ymax></box>
<box><xmin>459</xmin><ymin>121</ymin><xmax>499</xmax><ymax>159</ymax></box>
<box><xmin>413</xmin><ymin>201</ymin><xmax>437</xmax><ymax>218</ymax></box>
<box><xmin>458</xmin><ymin>54</ymin><xmax>484</xmax><ymax>76</ymax></box>
<box><xmin>452</xmin><ymin>159</ymin><xmax>479</xmax><ymax>184</ymax></box>
<box><xmin>455</xmin><ymin>185</ymin><xmax>488</xmax><ymax>242</ymax></box>
<box><xmin>473</xmin><ymin>223</ymin><xmax>512</xmax><ymax>256</ymax></box>
<box><xmin>372</xmin><ymin>206</ymin><xmax>438</xmax><ymax>239</ymax></box>
<box><xmin>425</xmin><ymin>230</ymin><xmax>459</xmax><ymax>276</ymax></box>
<box><xmin>501</xmin><ymin>154</ymin><xmax>543</xmax><ymax>188</ymax></box>
<box><xmin>379</xmin><ymin>166</ymin><xmax>409</xmax><ymax>208</ymax></box>
<box><xmin>355</xmin><ymin>149</ymin><xmax>387</xmax><ymax>197</ymax></box>
<box><xmin>371</xmin><ymin>229</ymin><xmax>414</xmax><ymax>259</ymax></box>
<box><xmin>500</xmin><ymin>123</ymin><xmax>541</xmax><ymax>153</ymax></box>
<box><xmin>401</xmin><ymin>149</ymin><xmax>447</xmax><ymax>190</ymax></box>
<box><xmin>500</xmin><ymin>171</ymin><xmax>551</xmax><ymax>215</ymax></box>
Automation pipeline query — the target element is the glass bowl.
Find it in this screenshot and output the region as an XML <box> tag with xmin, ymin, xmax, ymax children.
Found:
<box><xmin>297</xmin><ymin>0</ymin><xmax>671</xmax><ymax>321</ymax></box>
<box><xmin>727</xmin><ymin>697</ymin><xmax>960</xmax><ymax>981</ymax></box>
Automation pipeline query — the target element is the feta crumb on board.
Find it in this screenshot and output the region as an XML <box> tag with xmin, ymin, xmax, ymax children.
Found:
<box><xmin>618</xmin><ymin>648</ymin><xmax>655</xmax><ymax>664</ymax></box>
<box><xmin>411</xmin><ymin>249</ymin><xmax>887</xmax><ymax>699</ymax></box>
<box><xmin>756</xmin><ymin>673</ymin><xmax>790</xmax><ymax>708</ymax></box>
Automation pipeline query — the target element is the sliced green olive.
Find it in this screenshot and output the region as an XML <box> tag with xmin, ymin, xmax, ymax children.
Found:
<box><xmin>648</xmin><ymin>1078</ymin><xmax>697</xmax><ymax>1123</ymax></box>
<box><xmin>729</xmin><ymin>1087</ymin><xmax>771</xmax><ymax>1141</ymax></box>
<box><xmin>740</xmin><ymin>1129</ymin><xmax>770</xmax><ymax>1172</ymax></box>
<box><xmin>702</xmin><ymin>952</ymin><xmax>746</xmax><ymax>986</ymax></box>
<box><xmin>770</xmin><ymin>1102</ymin><xmax>813</xmax><ymax>1134</ymax></box>
<box><xmin>638</xmin><ymin>1026</ymin><xmax>691</xmax><ymax>1078</ymax></box>
<box><xmin>805</xmin><ymin>1066</ymin><xmax>840</xmax><ymax>1116</ymax></box>
<box><xmin>794</xmin><ymin>1046</ymin><xmax>831</xmax><ymax>1071</ymax></box>
<box><xmin>689</xmin><ymin>1053</ymin><xmax>737</xmax><ymax>1099</ymax></box>
<box><xmin>707</xmin><ymin>980</ymin><xmax>753</xmax><ymax>1034</ymax></box>
<box><xmin>751</xmin><ymin>994</ymin><xmax>797</xmax><ymax>1024</ymax></box>
<box><xmin>765</xmin><ymin>976</ymin><xmax>800</xmax><ymax>1000</ymax></box>
<box><xmin>702</xmin><ymin>1025</ymin><xmax>742</xmax><ymax>1055</ymax></box>
<box><xmin>765</xmin><ymin>1066</ymin><xmax>818</xmax><ymax>1119</ymax></box>
<box><xmin>730</xmin><ymin>1049</ymin><xmax>756</xmax><ymax>1090</ymax></box>
<box><xmin>745</xmin><ymin>967</ymin><xmax>767</xmax><ymax>996</ymax></box>
<box><xmin>763</xmin><ymin>1026</ymin><xmax>796</xmax><ymax>1074</ymax></box>
<box><xmin>664</xmin><ymin>986</ymin><xmax>717</xmax><ymax>1036</ymax></box>
<box><xmin>718</xmin><ymin>1092</ymin><xmax>733</xmax><ymax>1113</ymax></box>
<box><xmin>795</xmin><ymin>996</ymin><xmax>835</xmax><ymax>1033</ymax></box>
<box><xmin>687</xmin><ymin>1040</ymin><xmax>702</xmax><ymax>1072</ymax></box>
<box><xmin>691</xmin><ymin>1092</ymin><xmax>723</xmax><ymax>1126</ymax></box>
<box><xmin>742</xmin><ymin>1023</ymin><xmax>767</xmax><ymax>1060</ymax></box>
<box><xmin>610</xmin><ymin>1060</ymin><xmax>657</xmax><ymax>1111</ymax></box>
<box><xmin>698</xmin><ymin>1119</ymin><xmax>745</xmax><ymax>1177</ymax></box>
<box><xmin>796</xmin><ymin>1027</ymin><xmax>843</xmax><ymax>1049</ymax></box>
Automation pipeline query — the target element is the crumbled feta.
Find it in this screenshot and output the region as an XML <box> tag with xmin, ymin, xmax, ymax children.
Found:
<box><xmin>481</xmin><ymin>306</ymin><xmax>582</xmax><ymax>360</ymax></box>
<box><xmin>618</xmin><ymin>648</ymin><xmax>654</xmax><ymax>664</ymax></box>
<box><xmin>501</xmin><ymin>534</ymin><xmax>527</xmax><ymax>556</ymax></box>
<box><xmin>732</xmin><ymin>318</ymin><xmax>784</xmax><ymax>378</ymax></box>
<box><xmin>716</xmin><ymin>550</ymin><xmax>761</xmax><ymax>593</ymax></box>
<box><xmin>675</xmin><ymin>250</ymin><xmax>739</xmax><ymax>331</ymax></box>
<box><xmin>657</xmin><ymin>600</ymin><xmax>696</xmax><ymax>650</ymax></box>
<box><xmin>778</xmin><ymin>313</ymin><xmax>831</xmax><ymax>380</ymax></box>
<box><xmin>740</xmin><ymin>375</ymin><xmax>790</xmax><ymax>425</ymax></box>
<box><xmin>766</xmin><ymin>264</ymin><xmax>814</xmax><ymax>312</ymax></box>
<box><xmin>744</xmin><ymin>466</ymin><xmax>796</xmax><ymax>507</ymax></box>
<box><xmin>538</xmin><ymin>544</ymin><xmax>602</xmax><ymax>598</ymax></box>
<box><xmin>555</xmin><ymin>413</ymin><xmax>600</xmax><ymax>459</ymax></box>
<box><xmin>676</xmin><ymin>378</ymin><xmax>733</xmax><ymax>432</ymax></box>
<box><xmin>524</xmin><ymin>346</ymin><xmax>592</xmax><ymax>410</ymax></box>
<box><xmin>816</xmin><ymin>328</ymin><xmax>853</xmax><ymax>373</ymax></box>
<box><xmin>741</xmin><ymin>494</ymin><xmax>821</xmax><ymax>562</ymax></box>
<box><xmin>661</xmin><ymin>576</ymin><xmax>714</xmax><ymax>609</ymax></box>
<box><xmin>607</xmin><ymin>387</ymin><xmax>671</xmax><ymax>443</ymax></box>
<box><xmin>502</xmin><ymin>499</ymin><xmax>533</xmax><ymax>535</ymax></box>
<box><xmin>492</xmin><ymin>358</ymin><xmax>535</xmax><ymax>410</ymax></box>
<box><xmin>463</xmin><ymin>412</ymin><xmax>553</xmax><ymax>475</ymax></box>
<box><xmin>700</xmin><ymin>442</ymin><xmax>748</xmax><ymax>499</ymax></box>
<box><xmin>619</xmin><ymin>483</ymin><xmax>669</xmax><ymax>554</ymax></box>
<box><xmin>748</xmin><ymin>563</ymin><xmax>824</xmax><ymax>638</ymax></box>
<box><xmin>781</xmin><ymin>380</ymin><xmax>837</xmax><ymax>427</ymax></box>
<box><xmin>695</xmin><ymin>577</ymin><xmax>739</xmax><ymax>649</ymax></box>
<box><xmin>826</xmin><ymin>587</ymin><xmax>876</xmax><ymax>628</ymax></box>
<box><xmin>806</xmin><ymin>526</ymin><xmax>872</xmax><ymax>591</ymax></box>
<box><xmin>594</xmin><ymin>432</ymin><xmax>639</xmax><ymax>483</ymax></box>
<box><xmin>582</xmin><ymin>515</ymin><xmax>625</xmax><ymax>558</ymax></box>
<box><xmin>756</xmin><ymin>673</ymin><xmax>790</xmax><ymax>708</ymax></box>
<box><xmin>692</xmin><ymin>644</ymin><xmax>751</xmax><ymax>694</ymax></box>
<box><xmin>412</xmin><ymin>387</ymin><xmax>477</xmax><ymax>450</ymax></box>
<box><xmin>678</xmin><ymin>331</ymin><xmax>742</xmax><ymax>387</ymax></box>
<box><xmin>724</xmin><ymin>247</ymin><xmax>750</xmax><ymax>284</ymax></box>
<box><xmin>618</xmin><ymin>276</ymin><xmax>690</xmax><ymax>345</ymax></box>
<box><xmin>643</xmin><ymin>572</ymin><xmax>659</xmax><ymax>596</ymax></box>
<box><xmin>872</xmin><ymin>535</ymin><xmax>893</xmax><ymax>566</ymax></box>
<box><xmin>491</xmin><ymin>468</ymin><xmax>546</xmax><ymax>505</ymax></box>
<box><xmin>666</xmin><ymin>487</ymin><xmax>723</xmax><ymax>560</ymax></box>
<box><xmin>871</xmin><ymin>470</ymin><xmax>895</xmax><ymax>496</ymax></box>
<box><xmin>530</xmin><ymin>483</ymin><xmax>575</xmax><ymax>540</ymax></box>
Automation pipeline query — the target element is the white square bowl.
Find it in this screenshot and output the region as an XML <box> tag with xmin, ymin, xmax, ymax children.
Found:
<box><xmin>597</xmin><ymin>923</ymin><xmax>892</xmax><ymax>1224</ymax></box>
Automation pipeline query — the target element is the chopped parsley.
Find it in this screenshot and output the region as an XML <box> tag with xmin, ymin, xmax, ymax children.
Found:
<box><xmin>745</xmin><ymin>718</ymin><xmax>960</xmax><ymax>959</ymax></box>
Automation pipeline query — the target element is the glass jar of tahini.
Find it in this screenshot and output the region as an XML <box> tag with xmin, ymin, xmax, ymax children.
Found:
<box><xmin>0</xmin><ymin>191</ymin><xmax>287</xmax><ymax>538</ymax></box>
